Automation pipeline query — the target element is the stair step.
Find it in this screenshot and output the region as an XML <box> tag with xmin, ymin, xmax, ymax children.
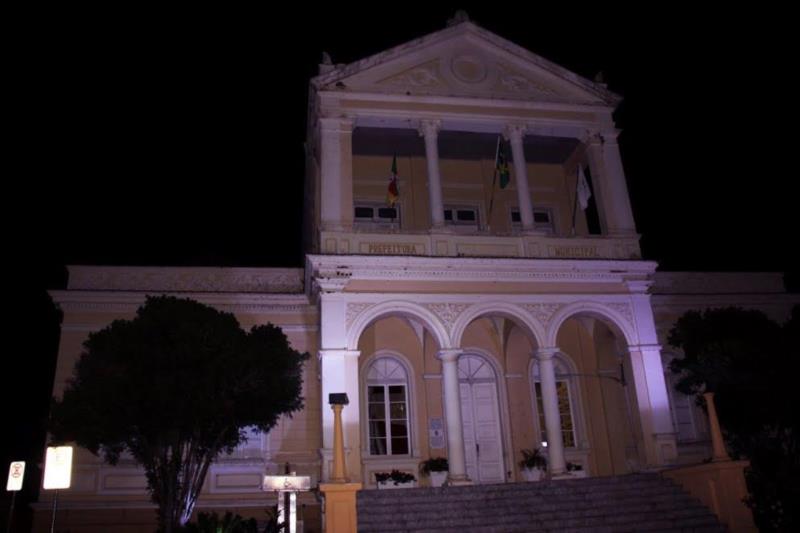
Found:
<box><xmin>356</xmin><ymin>473</ymin><xmax>724</xmax><ymax>533</ymax></box>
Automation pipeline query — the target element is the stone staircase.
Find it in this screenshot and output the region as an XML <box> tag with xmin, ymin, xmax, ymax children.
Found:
<box><xmin>357</xmin><ymin>473</ymin><xmax>725</xmax><ymax>532</ymax></box>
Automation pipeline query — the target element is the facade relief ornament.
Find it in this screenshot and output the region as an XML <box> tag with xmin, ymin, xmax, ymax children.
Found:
<box><xmin>496</xmin><ymin>65</ymin><xmax>557</xmax><ymax>94</ymax></box>
<box><xmin>377</xmin><ymin>60</ymin><xmax>442</xmax><ymax>88</ymax></box>
<box><xmin>345</xmin><ymin>302</ymin><xmax>375</xmax><ymax>330</ymax></box>
<box><xmin>607</xmin><ymin>302</ymin><xmax>634</xmax><ymax>328</ymax></box>
<box><xmin>425</xmin><ymin>303</ymin><xmax>470</xmax><ymax>331</ymax></box>
<box><xmin>522</xmin><ymin>303</ymin><xmax>563</xmax><ymax>328</ymax></box>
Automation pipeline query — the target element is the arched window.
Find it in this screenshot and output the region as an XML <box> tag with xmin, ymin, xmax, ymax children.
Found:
<box><xmin>365</xmin><ymin>357</ymin><xmax>410</xmax><ymax>456</ymax></box>
<box><xmin>531</xmin><ymin>355</ymin><xmax>578</xmax><ymax>448</ymax></box>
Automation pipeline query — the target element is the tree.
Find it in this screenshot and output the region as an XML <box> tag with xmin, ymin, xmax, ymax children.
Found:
<box><xmin>49</xmin><ymin>296</ymin><xmax>309</xmax><ymax>533</ymax></box>
<box><xmin>668</xmin><ymin>306</ymin><xmax>799</xmax><ymax>531</ymax></box>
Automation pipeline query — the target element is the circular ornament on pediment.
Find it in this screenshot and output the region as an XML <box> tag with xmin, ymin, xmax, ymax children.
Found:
<box><xmin>450</xmin><ymin>54</ymin><xmax>488</xmax><ymax>84</ymax></box>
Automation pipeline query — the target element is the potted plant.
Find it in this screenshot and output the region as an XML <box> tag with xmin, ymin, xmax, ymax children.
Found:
<box><xmin>566</xmin><ymin>461</ymin><xmax>587</xmax><ymax>478</ymax></box>
<box><xmin>419</xmin><ymin>457</ymin><xmax>449</xmax><ymax>487</ymax></box>
<box><xmin>518</xmin><ymin>447</ymin><xmax>547</xmax><ymax>481</ymax></box>
<box><xmin>374</xmin><ymin>469</ymin><xmax>417</xmax><ymax>489</ymax></box>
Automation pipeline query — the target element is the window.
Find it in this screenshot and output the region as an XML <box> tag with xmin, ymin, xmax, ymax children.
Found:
<box><xmin>366</xmin><ymin>358</ymin><xmax>410</xmax><ymax>455</ymax></box>
<box><xmin>444</xmin><ymin>205</ymin><xmax>479</xmax><ymax>230</ymax></box>
<box><xmin>511</xmin><ymin>207</ymin><xmax>555</xmax><ymax>233</ymax></box>
<box><xmin>354</xmin><ymin>203</ymin><xmax>400</xmax><ymax>229</ymax></box>
<box><xmin>532</xmin><ymin>356</ymin><xmax>578</xmax><ymax>448</ymax></box>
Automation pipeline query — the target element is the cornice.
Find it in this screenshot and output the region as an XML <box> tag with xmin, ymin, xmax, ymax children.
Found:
<box><xmin>50</xmin><ymin>291</ymin><xmax>315</xmax><ymax>315</ymax></box>
<box><xmin>307</xmin><ymin>254</ymin><xmax>656</xmax><ymax>286</ymax></box>
<box><xmin>66</xmin><ymin>266</ymin><xmax>304</xmax><ymax>294</ymax></box>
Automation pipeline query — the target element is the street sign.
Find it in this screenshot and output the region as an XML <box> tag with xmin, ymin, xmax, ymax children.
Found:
<box><xmin>263</xmin><ymin>475</ymin><xmax>311</xmax><ymax>492</ymax></box>
<box><xmin>6</xmin><ymin>461</ymin><xmax>25</xmax><ymax>491</ymax></box>
<box><xmin>43</xmin><ymin>447</ymin><xmax>73</xmax><ymax>490</ymax></box>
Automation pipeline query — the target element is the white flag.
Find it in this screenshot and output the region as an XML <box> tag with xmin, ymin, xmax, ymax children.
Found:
<box><xmin>577</xmin><ymin>166</ymin><xmax>592</xmax><ymax>210</ymax></box>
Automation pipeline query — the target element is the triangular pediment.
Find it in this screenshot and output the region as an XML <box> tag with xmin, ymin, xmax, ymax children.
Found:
<box><xmin>314</xmin><ymin>22</ymin><xmax>619</xmax><ymax>106</ymax></box>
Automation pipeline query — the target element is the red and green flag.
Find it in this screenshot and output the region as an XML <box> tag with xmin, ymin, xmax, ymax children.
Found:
<box><xmin>495</xmin><ymin>140</ymin><xmax>510</xmax><ymax>189</ymax></box>
<box><xmin>387</xmin><ymin>154</ymin><xmax>399</xmax><ymax>206</ymax></box>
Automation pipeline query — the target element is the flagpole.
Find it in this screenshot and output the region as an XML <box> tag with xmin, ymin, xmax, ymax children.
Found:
<box><xmin>570</xmin><ymin>165</ymin><xmax>580</xmax><ymax>236</ymax></box>
<box><xmin>487</xmin><ymin>136</ymin><xmax>501</xmax><ymax>231</ymax></box>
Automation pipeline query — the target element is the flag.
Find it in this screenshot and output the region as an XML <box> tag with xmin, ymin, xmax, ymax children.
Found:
<box><xmin>576</xmin><ymin>165</ymin><xmax>592</xmax><ymax>210</ymax></box>
<box><xmin>387</xmin><ymin>154</ymin><xmax>399</xmax><ymax>207</ymax></box>
<box><xmin>495</xmin><ymin>140</ymin><xmax>510</xmax><ymax>189</ymax></box>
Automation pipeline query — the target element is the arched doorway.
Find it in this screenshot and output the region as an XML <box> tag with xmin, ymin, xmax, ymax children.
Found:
<box><xmin>458</xmin><ymin>354</ymin><xmax>504</xmax><ymax>484</ymax></box>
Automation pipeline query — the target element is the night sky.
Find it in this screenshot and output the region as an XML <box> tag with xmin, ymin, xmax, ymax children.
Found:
<box><xmin>3</xmin><ymin>4</ymin><xmax>797</xmax><ymax>527</ymax></box>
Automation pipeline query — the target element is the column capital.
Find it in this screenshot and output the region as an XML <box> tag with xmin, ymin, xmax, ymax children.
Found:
<box><xmin>319</xmin><ymin>116</ymin><xmax>355</xmax><ymax>133</ymax></box>
<box><xmin>600</xmin><ymin>129</ymin><xmax>622</xmax><ymax>144</ymax></box>
<box><xmin>626</xmin><ymin>344</ymin><xmax>662</xmax><ymax>353</ymax></box>
<box><xmin>534</xmin><ymin>347</ymin><xmax>560</xmax><ymax>360</ymax></box>
<box><xmin>503</xmin><ymin>123</ymin><xmax>527</xmax><ymax>142</ymax></box>
<box><xmin>436</xmin><ymin>348</ymin><xmax>463</xmax><ymax>363</ymax></box>
<box><xmin>418</xmin><ymin>119</ymin><xmax>442</xmax><ymax>138</ymax></box>
<box><xmin>318</xmin><ymin>349</ymin><xmax>361</xmax><ymax>360</ymax></box>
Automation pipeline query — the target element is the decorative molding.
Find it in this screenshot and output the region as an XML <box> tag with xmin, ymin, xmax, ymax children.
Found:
<box><xmin>308</xmin><ymin>254</ymin><xmax>657</xmax><ymax>286</ymax></box>
<box><xmin>495</xmin><ymin>64</ymin><xmax>559</xmax><ymax>97</ymax></box>
<box><xmin>377</xmin><ymin>59</ymin><xmax>442</xmax><ymax>88</ymax></box>
<box><xmin>607</xmin><ymin>302</ymin><xmax>634</xmax><ymax>328</ymax></box>
<box><xmin>345</xmin><ymin>302</ymin><xmax>375</xmax><ymax>329</ymax></box>
<box><xmin>522</xmin><ymin>303</ymin><xmax>563</xmax><ymax>328</ymax></box>
<box><xmin>51</xmin><ymin>291</ymin><xmax>315</xmax><ymax>316</ymax></box>
<box><xmin>425</xmin><ymin>303</ymin><xmax>470</xmax><ymax>331</ymax></box>
<box><xmin>67</xmin><ymin>266</ymin><xmax>304</xmax><ymax>294</ymax></box>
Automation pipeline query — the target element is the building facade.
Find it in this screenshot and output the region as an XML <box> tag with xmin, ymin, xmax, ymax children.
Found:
<box><xmin>40</xmin><ymin>15</ymin><xmax>797</xmax><ymax>532</ymax></box>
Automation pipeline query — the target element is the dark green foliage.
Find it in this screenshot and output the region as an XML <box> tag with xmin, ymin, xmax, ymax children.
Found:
<box><xmin>177</xmin><ymin>507</ymin><xmax>285</xmax><ymax>533</ymax></box>
<box><xmin>518</xmin><ymin>448</ymin><xmax>547</xmax><ymax>470</ymax></box>
<box><xmin>419</xmin><ymin>456</ymin><xmax>448</xmax><ymax>474</ymax></box>
<box><xmin>668</xmin><ymin>306</ymin><xmax>799</xmax><ymax>532</ymax></box>
<box><xmin>374</xmin><ymin>470</ymin><xmax>416</xmax><ymax>484</ymax></box>
<box><xmin>49</xmin><ymin>296</ymin><xmax>309</xmax><ymax>533</ymax></box>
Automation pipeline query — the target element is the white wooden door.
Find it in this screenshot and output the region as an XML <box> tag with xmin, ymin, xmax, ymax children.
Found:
<box><xmin>458</xmin><ymin>356</ymin><xmax>505</xmax><ymax>484</ymax></box>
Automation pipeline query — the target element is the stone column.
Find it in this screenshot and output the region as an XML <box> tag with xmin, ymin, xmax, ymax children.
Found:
<box><xmin>535</xmin><ymin>348</ymin><xmax>566</xmax><ymax>475</ymax></box>
<box><xmin>319</xmin><ymin>117</ymin><xmax>354</xmax><ymax>232</ymax></box>
<box><xmin>585</xmin><ymin>130</ymin><xmax>636</xmax><ymax>236</ymax></box>
<box><xmin>331</xmin><ymin>403</ymin><xmax>348</xmax><ymax>482</ymax></box>
<box><xmin>627</xmin><ymin>344</ymin><xmax>678</xmax><ymax>466</ymax></box>
<box><xmin>703</xmin><ymin>392</ymin><xmax>731</xmax><ymax>462</ymax></box>
<box><xmin>505</xmin><ymin>124</ymin><xmax>536</xmax><ymax>232</ymax></box>
<box><xmin>437</xmin><ymin>348</ymin><xmax>470</xmax><ymax>484</ymax></box>
<box><xmin>419</xmin><ymin>119</ymin><xmax>445</xmax><ymax>230</ymax></box>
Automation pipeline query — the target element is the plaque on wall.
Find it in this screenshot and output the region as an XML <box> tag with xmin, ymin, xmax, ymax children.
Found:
<box><xmin>429</xmin><ymin>417</ymin><xmax>445</xmax><ymax>449</ymax></box>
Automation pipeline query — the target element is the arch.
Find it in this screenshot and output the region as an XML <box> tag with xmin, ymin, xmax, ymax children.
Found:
<box><xmin>360</xmin><ymin>350</ymin><xmax>418</xmax><ymax>457</ymax></box>
<box><xmin>546</xmin><ymin>301</ymin><xmax>636</xmax><ymax>348</ymax></box>
<box><xmin>451</xmin><ymin>301</ymin><xmax>545</xmax><ymax>349</ymax></box>
<box><xmin>347</xmin><ymin>300</ymin><xmax>450</xmax><ymax>351</ymax></box>
<box><xmin>454</xmin><ymin>348</ymin><xmax>510</xmax><ymax>484</ymax></box>
<box><xmin>528</xmin><ymin>350</ymin><xmax>587</xmax><ymax>450</ymax></box>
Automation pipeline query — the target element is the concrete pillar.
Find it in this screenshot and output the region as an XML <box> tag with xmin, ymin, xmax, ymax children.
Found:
<box><xmin>703</xmin><ymin>392</ymin><xmax>731</xmax><ymax>462</ymax></box>
<box><xmin>419</xmin><ymin>119</ymin><xmax>445</xmax><ymax>230</ymax></box>
<box><xmin>585</xmin><ymin>130</ymin><xmax>636</xmax><ymax>236</ymax></box>
<box><xmin>505</xmin><ymin>124</ymin><xmax>536</xmax><ymax>232</ymax></box>
<box><xmin>437</xmin><ymin>348</ymin><xmax>470</xmax><ymax>484</ymax></box>
<box><xmin>535</xmin><ymin>348</ymin><xmax>567</xmax><ymax>475</ymax></box>
<box><xmin>319</xmin><ymin>117</ymin><xmax>354</xmax><ymax>232</ymax></box>
<box><xmin>331</xmin><ymin>403</ymin><xmax>348</xmax><ymax>482</ymax></box>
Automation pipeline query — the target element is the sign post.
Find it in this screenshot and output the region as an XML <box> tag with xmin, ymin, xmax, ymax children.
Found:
<box><xmin>263</xmin><ymin>474</ymin><xmax>311</xmax><ymax>533</ymax></box>
<box><xmin>6</xmin><ymin>461</ymin><xmax>25</xmax><ymax>533</ymax></box>
<box><xmin>43</xmin><ymin>446</ymin><xmax>73</xmax><ymax>533</ymax></box>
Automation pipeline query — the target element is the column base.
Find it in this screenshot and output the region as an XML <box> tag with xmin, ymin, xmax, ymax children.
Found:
<box><xmin>320</xmin><ymin>483</ymin><xmax>362</xmax><ymax>533</ymax></box>
<box><xmin>445</xmin><ymin>475</ymin><xmax>473</xmax><ymax>486</ymax></box>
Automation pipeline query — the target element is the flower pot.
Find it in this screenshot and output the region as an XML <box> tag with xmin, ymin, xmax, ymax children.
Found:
<box><xmin>521</xmin><ymin>468</ymin><xmax>544</xmax><ymax>482</ymax></box>
<box><xmin>377</xmin><ymin>480</ymin><xmax>417</xmax><ymax>489</ymax></box>
<box><xmin>428</xmin><ymin>471</ymin><xmax>447</xmax><ymax>487</ymax></box>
